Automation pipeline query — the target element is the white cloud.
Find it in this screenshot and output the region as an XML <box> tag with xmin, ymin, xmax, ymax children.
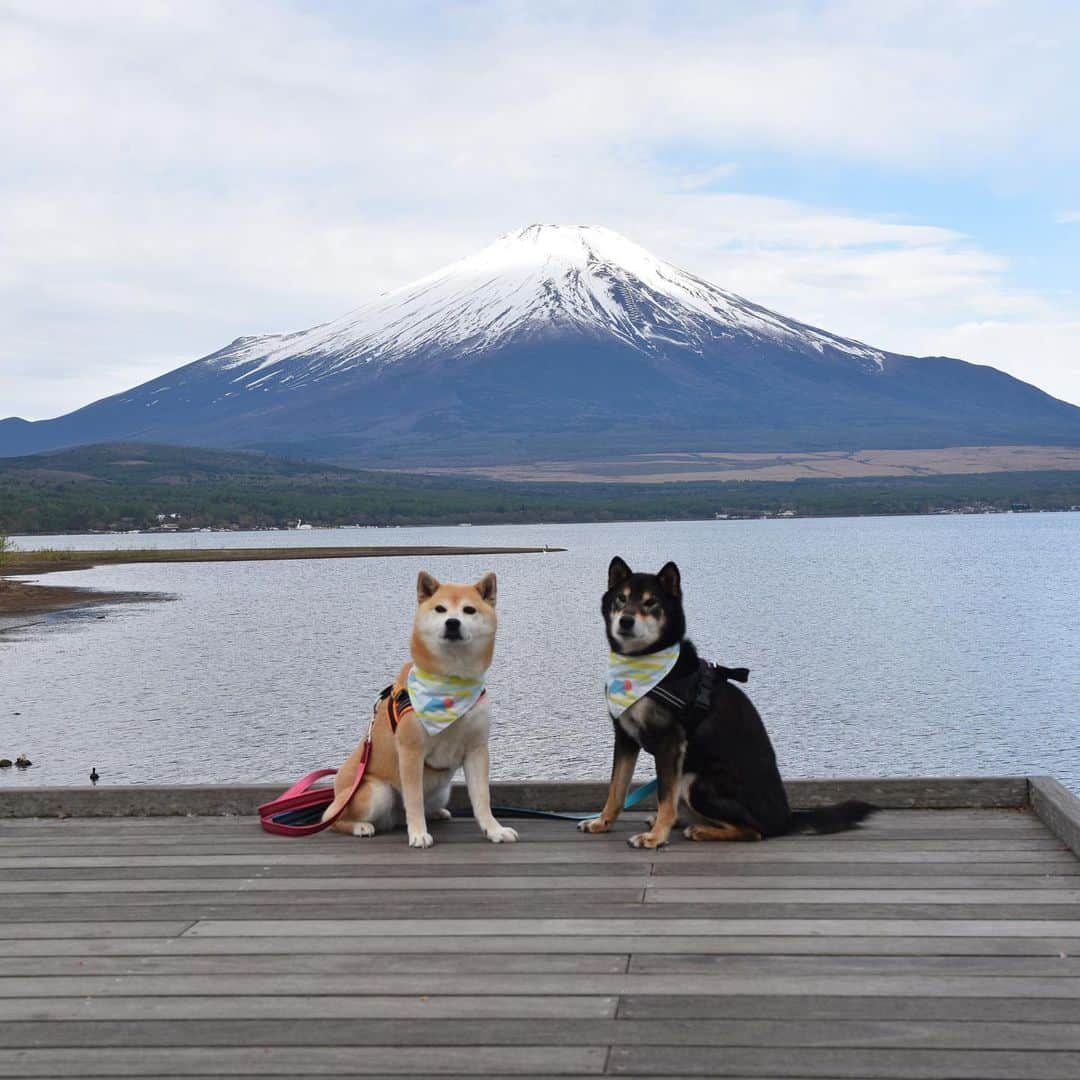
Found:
<box><xmin>2</xmin><ymin>0</ymin><xmax>1079</xmax><ymax>417</ymax></box>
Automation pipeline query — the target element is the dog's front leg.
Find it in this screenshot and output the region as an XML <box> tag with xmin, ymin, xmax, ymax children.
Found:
<box><xmin>628</xmin><ymin>738</ymin><xmax>684</xmax><ymax>849</ymax></box>
<box><xmin>579</xmin><ymin>725</ymin><xmax>639</xmax><ymax>834</ymax></box>
<box><xmin>397</xmin><ymin>737</ymin><xmax>433</xmax><ymax>849</ymax></box>
<box><xmin>463</xmin><ymin>741</ymin><xmax>518</xmax><ymax>843</ymax></box>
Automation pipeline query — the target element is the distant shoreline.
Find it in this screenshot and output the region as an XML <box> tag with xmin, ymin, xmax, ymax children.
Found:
<box><xmin>0</xmin><ymin>544</ymin><xmax>563</xmax><ymax>620</ymax></box>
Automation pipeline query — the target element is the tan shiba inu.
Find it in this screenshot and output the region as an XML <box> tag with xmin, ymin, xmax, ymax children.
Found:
<box><xmin>322</xmin><ymin>570</ymin><xmax>518</xmax><ymax>849</ymax></box>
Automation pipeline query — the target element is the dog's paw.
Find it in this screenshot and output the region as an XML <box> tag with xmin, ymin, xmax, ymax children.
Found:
<box><xmin>577</xmin><ymin>817</ymin><xmax>611</xmax><ymax>834</ymax></box>
<box><xmin>485</xmin><ymin>825</ymin><xmax>519</xmax><ymax>844</ymax></box>
<box><xmin>431</xmin><ymin>807</ymin><xmax>453</xmax><ymax>821</ymax></box>
<box><xmin>351</xmin><ymin>821</ymin><xmax>376</xmax><ymax>838</ymax></box>
<box><xmin>408</xmin><ymin>830</ymin><xmax>434</xmax><ymax>849</ymax></box>
<box><xmin>628</xmin><ymin>831</ymin><xmax>668</xmax><ymax>850</ymax></box>
<box><xmin>683</xmin><ymin>825</ymin><xmax>706</xmax><ymax>841</ymax></box>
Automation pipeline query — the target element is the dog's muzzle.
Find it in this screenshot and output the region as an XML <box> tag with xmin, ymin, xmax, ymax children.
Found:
<box><xmin>443</xmin><ymin>618</ymin><xmax>463</xmax><ymax>641</ymax></box>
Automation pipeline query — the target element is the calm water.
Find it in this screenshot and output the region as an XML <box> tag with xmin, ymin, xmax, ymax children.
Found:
<box><xmin>2</xmin><ymin>516</ymin><xmax>1078</xmax><ymax>791</ymax></box>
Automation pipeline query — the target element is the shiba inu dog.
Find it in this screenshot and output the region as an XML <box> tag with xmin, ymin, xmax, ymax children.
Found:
<box><xmin>580</xmin><ymin>556</ymin><xmax>876</xmax><ymax>849</ymax></box>
<box><xmin>322</xmin><ymin>570</ymin><xmax>518</xmax><ymax>849</ymax></box>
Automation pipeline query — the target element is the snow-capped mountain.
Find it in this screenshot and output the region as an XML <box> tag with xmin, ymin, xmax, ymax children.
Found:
<box><xmin>203</xmin><ymin>224</ymin><xmax>886</xmax><ymax>388</ymax></box>
<box><xmin>3</xmin><ymin>224</ymin><xmax>1079</xmax><ymax>465</ymax></box>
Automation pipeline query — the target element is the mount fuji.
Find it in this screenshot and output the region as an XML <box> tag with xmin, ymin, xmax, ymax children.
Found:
<box><xmin>3</xmin><ymin>224</ymin><xmax>1079</xmax><ymax>466</ymax></box>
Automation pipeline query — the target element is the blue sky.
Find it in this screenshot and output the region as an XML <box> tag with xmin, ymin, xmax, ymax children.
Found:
<box><xmin>2</xmin><ymin>0</ymin><xmax>1078</xmax><ymax>419</ymax></box>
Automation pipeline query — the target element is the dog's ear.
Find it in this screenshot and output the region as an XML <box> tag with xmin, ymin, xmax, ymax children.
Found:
<box><xmin>608</xmin><ymin>556</ymin><xmax>632</xmax><ymax>591</ymax></box>
<box><xmin>474</xmin><ymin>572</ymin><xmax>497</xmax><ymax>607</ymax></box>
<box><xmin>416</xmin><ymin>570</ymin><xmax>440</xmax><ymax>603</ymax></box>
<box><xmin>657</xmin><ymin>561</ymin><xmax>681</xmax><ymax>598</ymax></box>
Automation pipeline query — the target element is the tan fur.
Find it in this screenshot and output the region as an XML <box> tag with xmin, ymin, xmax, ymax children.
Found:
<box><xmin>683</xmin><ymin>822</ymin><xmax>762</xmax><ymax>842</ymax></box>
<box><xmin>579</xmin><ymin>743</ymin><xmax>639</xmax><ymax>834</ymax></box>
<box><xmin>322</xmin><ymin>571</ymin><xmax>516</xmax><ymax>848</ymax></box>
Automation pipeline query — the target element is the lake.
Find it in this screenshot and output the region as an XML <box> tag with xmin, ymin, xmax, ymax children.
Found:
<box><xmin>2</xmin><ymin>515</ymin><xmax>1078</xmax><ymax>792</ymax></box>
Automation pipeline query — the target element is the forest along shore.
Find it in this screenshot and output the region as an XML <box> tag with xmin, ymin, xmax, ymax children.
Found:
<box><xmin>0</xmin><ymin>545</ymin><xmax>563</xmax><ymax>618</ymax></box>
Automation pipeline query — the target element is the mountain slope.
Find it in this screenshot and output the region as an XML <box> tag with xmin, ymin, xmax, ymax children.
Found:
<box><xmin>3</xmin><ymin>225</ymin><xmax>1079</xmax><ymax>465</ymax></box>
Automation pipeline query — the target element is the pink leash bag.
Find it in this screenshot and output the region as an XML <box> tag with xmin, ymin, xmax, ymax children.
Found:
<box><xmin>258</xmin><ymin>739</ymin><xmax>372</xmax><ymax>837</ymax></box>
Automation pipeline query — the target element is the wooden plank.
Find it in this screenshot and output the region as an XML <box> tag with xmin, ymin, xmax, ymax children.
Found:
<box><xmin>0</xmin><ymin>816</ymin><xmax>1056</xmax><ymax>841</ymax></box>
<box><xmin>645</xmin><ymin>887</ymin><xmax>1080</xmax><ymax>904</ymax></box>
<box><xmin>5</xmin><ymin>934</ymin><xmax>1079</xmax><ymax>960</ymax></box>
<box><xmin>0</xmin><ymin>875</ymin><xmax>651</xmax><ymax>894</ymax></box>
<box><xmin>8</xmin><ymin>972</ymin><xmax>1080</xmax><ymax>998</ymax></box>
<box><xmin>627</xmin><ymin>954</ymin><xmax>1080</xmax><ymax>976</ymax></box>
<box><xmin>648</xmin><ymin>861</ymin><xmax>1080</xmax><ymax>877</ymax></box>
<box><xmin>185</xmin><ymin>917</ymin><xmax>1080</xmax><ymax>938</ymax></box>
<box><xmin>605</xmin><ymin>1045</ymin><xmax>1080</xmax><ymax>1078</ymax></box>
<box><xmin>8</xmin><ymin>952</ymin><xmax>1080</xmax><ymax>978</ymax></box>
<box><xmin>0</xmin><ymin>836</ymin><xmax>1065</xmax><ymax>855</ymax></box>
<box><xmin>0</xmin><ymin>921</ymin><xmax>191</xmax><ymax>940</ymax></box>
<box><xmin>643</xmin><ymin>875</ymin><xmax>1080</xmax><ymax>890</ymax></box>
<box><xmin>5</xmin><ymin>861</ymin><xmax>1077</xmax><ymax>882</ymax></box>
<box><xmin>0</xmin><ymin>995</ymin><xmax>618</xmax><ymax>1022</ymax></box>
<box><xmin>0</xmin><ymin>820</ymin><xmax>1054</xmax><ymax>846</ymax></box>
<box><xmin>15</xmin><ymin>876</ymin><xmax>1080</xmax><ymax>897</ymax></box>
<box><xmin>617</xmin><ymin>994</ymin><xmax>1080</xmax><ymax>1022</ymax></box>
<box><xmin>1031</xmin><ymin>776</ymin><xmax>1080</xmax><ymax>858</ymax></box>
<box><xmin>0</xmin><ymin>952</ymin><xmax>631</xmax><ymax>976</ymax></box>
<box><xmin>0</xmin><ymin>808</ymin><xmax>1043</xmax><ymax>838</ymax></box>
<box><xmin>0</xmin><ymin>862</ymin><xmax>652</xmax><ymax>880</ymax></box>
<box><xmin>0</xmin><ymin>776</ymin><xmax>1030</xmax><ymax>818</ymax></box>
<box><xmin>2</xmin><ymin>844</ymin><xmax>1071</xmax><ymax>863</ymax></box>
<box><xmin>0</xmin><ymin>1045</ymin><xmax>608</xmax><ymax>1076</ymax></box>
<box><xmin>4</xmin><ymin>1017</ymin><xmax>1080</xmax><ymax>1051</ymax></box>
<box><xmin>0</xmin><ymin>816</ymin><xmax>1051</xmax><ymax>839</ymax></box>
<box><xmin>13</xmin><ymin>901</ymin><xmax>1080</xmax><ymax>922</ymax></box>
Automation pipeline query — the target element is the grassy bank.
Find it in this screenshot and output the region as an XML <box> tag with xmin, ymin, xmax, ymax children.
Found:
<box><xmin>0</xmin><ymin>544</ymin><xmax>560</xmax><ymax>618</ymax></box>
<box><xmin>0</xmin><ymin>544</ymin><xmax>561</xmax><ymax>578</ymax></box>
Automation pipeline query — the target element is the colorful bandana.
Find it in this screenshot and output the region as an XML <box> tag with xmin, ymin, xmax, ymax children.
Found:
<box><xmin>406</xmin><ymin>665</ymin><xmax>487</xmax><ymax>737</ymax></box>
<box><xmin>606</xmin><ymin>643</ymin><xmax>681</xmax><ymax>718</ymax></box>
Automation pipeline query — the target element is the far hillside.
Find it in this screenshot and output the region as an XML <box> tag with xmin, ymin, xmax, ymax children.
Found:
<box><xmin>1</xmin><ymin>443</ymin><xmax>1079</xmax><ymax>535</ymax></box>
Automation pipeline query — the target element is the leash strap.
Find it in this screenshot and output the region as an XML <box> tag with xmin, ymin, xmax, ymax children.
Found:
<box><xmin>489</xmin><ymin>778</ymin><xmax>658</xmax><ymax>821</ymax></box>
<box><xmin>259</xmin><ymin>730</ymin><xmax>374</xmax><ymax>836</ymax></box>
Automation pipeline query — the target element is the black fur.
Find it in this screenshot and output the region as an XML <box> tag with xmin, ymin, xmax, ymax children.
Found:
<box><xmin>601</xmin><ymin>556</ymin><xmax>877</xmax><ymax>840</ymax></box>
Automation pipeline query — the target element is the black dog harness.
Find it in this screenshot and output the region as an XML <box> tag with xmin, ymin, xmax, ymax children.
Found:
<box><xmin>646</xmin><ymin>660</ymin><xmax>749</xmax><ymax>731</ymax></box>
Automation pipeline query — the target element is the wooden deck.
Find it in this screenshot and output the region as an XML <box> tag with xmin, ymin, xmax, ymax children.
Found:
<box><xmin>2</xmin><ymin>779</ymin><xmax>1080</xmax><ymax>1078</ymax></box>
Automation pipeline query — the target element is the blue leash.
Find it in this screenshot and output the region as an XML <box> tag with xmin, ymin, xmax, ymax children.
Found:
<box><xmin>487</xmin><ymin>778</ymin><xmax>658</xmax><ymax>822</ymax></box>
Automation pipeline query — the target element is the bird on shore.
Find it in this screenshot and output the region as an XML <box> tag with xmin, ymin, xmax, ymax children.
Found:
<box><xmin>15</xmin><ymin>754</ymin><xmax>31</xmax><ymax>768</ymax></box>
<box><xmin>90</xmin><ymin>768</ymin><xmax>99</xmax><ymax>785</ymax></box>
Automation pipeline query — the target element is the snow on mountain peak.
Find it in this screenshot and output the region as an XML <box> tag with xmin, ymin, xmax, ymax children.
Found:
<box><xmin>210</xmin><ymin>224</ymin><xmax>885</xmax><ymax>387</ymax></box>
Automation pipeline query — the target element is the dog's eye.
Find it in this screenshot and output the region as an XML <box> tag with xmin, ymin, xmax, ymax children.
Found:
<box><xmin>435</xmin><ymin>605</ymin><xmax>447</xmax><ymax>613</ymax></box>
<box><xmin>462</xmin><ymin>606</ymin><xmax>476</xmax><ymax>615</ymax></box>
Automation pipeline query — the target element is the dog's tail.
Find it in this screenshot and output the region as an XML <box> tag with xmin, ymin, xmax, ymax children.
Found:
<box><xmin>789</xmin><ymin>799</ymin><xmax>878</xmax><ymax>834</ymax></box>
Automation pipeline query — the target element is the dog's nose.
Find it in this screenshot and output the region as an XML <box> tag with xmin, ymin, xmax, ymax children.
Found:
<box><xmin>618</xmin><ymin>615</ymin><xmax>635</xmax><ymax>631</ymax></box>
<box><xmin>444</xmin><ymin>618</ymin><xmax>461</xmax><ymax>631</ymax></box>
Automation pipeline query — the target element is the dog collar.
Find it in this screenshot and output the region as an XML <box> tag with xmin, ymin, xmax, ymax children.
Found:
<box><xmin>406</xmin><ymin>665</ymin><xmax>487</xmax><ymax>736</ymax></box>
<box><xmin>606</xmin><ymin>643</ymin><xmax>681</xmax><ymax>718</ymax></box>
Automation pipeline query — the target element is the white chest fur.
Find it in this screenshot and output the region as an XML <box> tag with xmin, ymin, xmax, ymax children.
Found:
<box><xmin>421</xmin><ymin>697</ymin><xmax>492</xmax><ymax>773</ymax></box>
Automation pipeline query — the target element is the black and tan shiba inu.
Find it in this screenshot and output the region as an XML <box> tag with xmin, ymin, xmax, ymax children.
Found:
<box><xmin>580</xmin><ymin>556</ymin><xmax>877</xmax><ymax>849</ymax></box>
